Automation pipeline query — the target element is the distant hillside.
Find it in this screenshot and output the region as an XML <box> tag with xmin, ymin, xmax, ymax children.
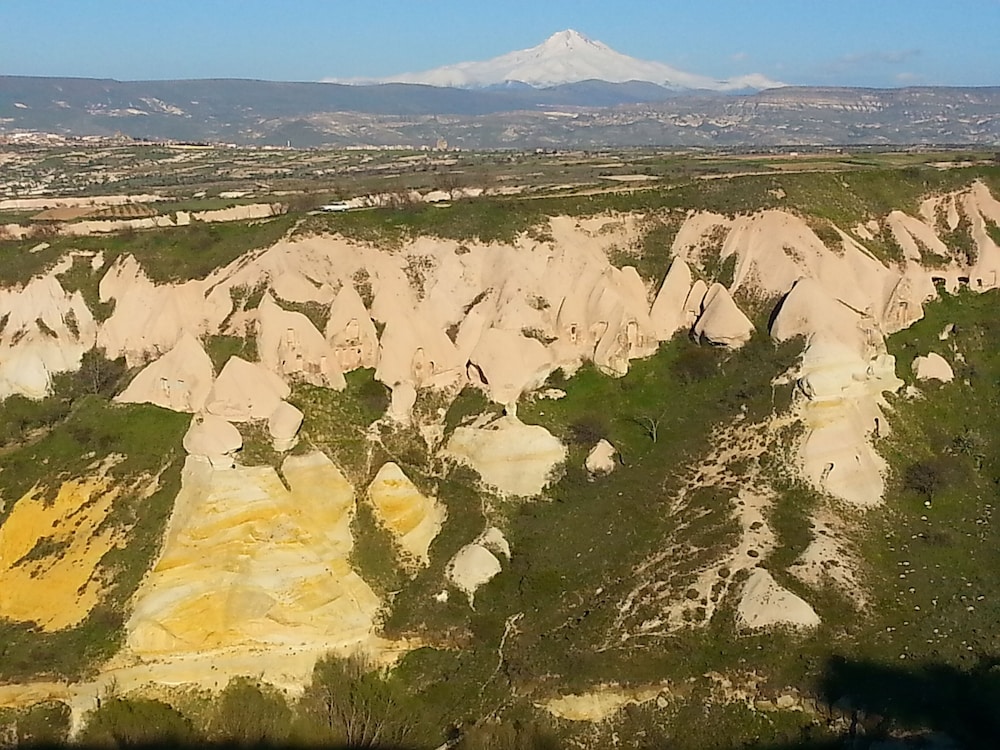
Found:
<box><xmin>1</xmin><ymin>76</ymin><xmax>999</xmax><ymax>147</ymax></box>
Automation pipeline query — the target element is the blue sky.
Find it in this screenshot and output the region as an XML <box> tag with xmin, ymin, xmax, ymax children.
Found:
<box><xmin>2</xmin><ymin>0</ymin><xmax>998</xmax><ymax>87</ymax></box>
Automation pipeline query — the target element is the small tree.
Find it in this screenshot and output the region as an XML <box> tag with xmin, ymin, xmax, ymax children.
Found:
<box><xmin>211</xmin><ymin>677</ymin><xmax>292</xmax><ymax>745</ymax></box>
<box><xmin>79</xmin><ymin>697</ymin><xmax>197</xmax><ymax>747</ymax></box>
<box><xmin>296</xmin><ymin>654</ymin><xmax>425</xmax><ymax>748</ymax></box>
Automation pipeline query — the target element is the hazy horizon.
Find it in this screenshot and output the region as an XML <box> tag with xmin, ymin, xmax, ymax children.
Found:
<box><xmin>2</xmin><ymin>0</ymin><xmax>999</xmax><ymax>88</ymax></box>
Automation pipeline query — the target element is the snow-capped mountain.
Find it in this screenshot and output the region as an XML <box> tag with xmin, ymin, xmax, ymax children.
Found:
<box><xmin>336</xmin><ymin>29</ymin><xmax>783</xmax><ymax>92</ymax></box>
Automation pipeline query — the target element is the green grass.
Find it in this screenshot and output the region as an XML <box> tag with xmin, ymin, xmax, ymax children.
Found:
<box><xmin>203</xmin><ymin>334</ymin><xmax>257</xmax><ymax>373</ymax></box>
<box><xmin>286</xmin><ymin>370</ymin><xmax>389</xmax><ymax>486</ymax></box>
<box><xmin>0</xmin><ymin>214</ymin><xmax>295</xmax><ymax>288</ymax></box>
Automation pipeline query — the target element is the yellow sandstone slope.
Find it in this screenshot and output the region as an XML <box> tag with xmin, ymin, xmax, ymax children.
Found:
<box><xmin>125</xmin><ymin>451</ymin><xmax>379</xmax><ymax>659</ymax></box>
<box><xmin>0</xmin><ymin>458</ymin><xmax>124</xmax><ymax>631</ymax></box>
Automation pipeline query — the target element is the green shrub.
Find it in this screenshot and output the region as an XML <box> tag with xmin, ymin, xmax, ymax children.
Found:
<box><xmin>80</xmin><ymin>697</ymin><xmax>197</xmax><ymax>746</ymax></box>
<box><xmin>210</xmin><ymin>677</ymin><xmax>292</xmax><ymax>745</ymax></box>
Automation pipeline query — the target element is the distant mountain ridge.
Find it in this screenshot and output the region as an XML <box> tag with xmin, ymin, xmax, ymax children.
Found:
<box><xmin>2</xmin><ymin>75</ymin><xmax>999</xmax><ymax>148</ymax></box>
<box><xmin>336</xmin><ymin>29</ymin><xmax>784</xmax><ymax>92</ymax></box>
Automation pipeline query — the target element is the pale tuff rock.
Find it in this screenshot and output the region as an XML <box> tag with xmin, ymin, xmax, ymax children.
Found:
<box><xmin>97</xmin><ymin>255</ymin><xmax>231</xmax><ymax>367</ymax></box>
<box><xmin>268</xmin><ymin>401</ymin><xmax>304</xmax><ymax>452</ymax></box>
<box><xmin>256</xmin><ymin>293</ymin><xmax>346</xmax><ymax>390</ymax></box>
<box><xmin>388</xmin><ymin>382</ymin><xmax>418</xmax><ymax>424</ymax></box>
<box><xmin>468</xmin><ymin>328</ymin><xmax>552</xmax><ymax>407</ymax></box>
<box><xmin>0</xmin><ymin>275</ymin><xmax>96</xmax><ymax>400</ymax></box>
<box><xmin>366</xmin><ymin>462</ymin><xmax>446</xmax><ymax>566</ymax></box>
<box><xmin>325</xmin><ymin>284</ymin><xmax>379</xmax><ymax>372</ymax></box>
<box><xmin>886</xmin><ymin>210</ymin><xmax>952</xmax><ymax>262</ymax></box>
<box><xmin>375</xmin><ymin>312</ymin><xmax>464</xmax><ymax>391</ymax></box>
<box><xmin>682</xmin><ymin>278</ymin><xmax>708</xmax><ymax>327</ymax></box>
<box><xmin>205</xmin><ymin>356</ymin><xmax>291</xmax><ymax>422</ymax></box>
<box><xmin>585</xmin><ymin>439</ymin><xmax>617</xmax><ymax>476</ymax></box>
<box><xmin>182</xmin><ymin>413</ymin><xmax>243</xmax><ymax>469</ymax></box>
<box><xmin>477</xmin><ymin>527</ymin><xmax>511</xmax><ymax>560</ymax></box>
<box><xmin>270</xmin><ymin>270</ymin><xmax>334</xmax><ymax>305</ymax></box>
<box><xmin>116</xmin><ymin>333</ymin><xmax>215</xmax><ymax>413</ymax></box>
<box><xmin>693</xmin><ymin>283</ymin><xmax>754</xmax><ymax>348</ymax></box>
<box><xmin>673</xmin><ymin>210</ymin><xmax>899</xmax><ymax>324</ymax></box>
<box><xmin>126</xmin><ymin>451</ymin><xmax>379</xmax><ymax>657</ymax></box>
<box><xmin>446</xmin><ymin>543</ymin><xmax>502</xmax><ymax>604</ymax></box>
<box><xmin>912</xmin><ymin>352</ymin><xmax>955</xmax><ymax>383</ymax></box>
<box><xmin>962</xmin><ymin>181</ymin><xmax>1000</xmax><ymax>290</ymax></box>
<box><xmin>648</xmin><ymin>257</ymin><xmax>693</xmax><ymax>340</ymax></box>
<box><xmin>542</xmin><ymin>685</ymin><xmax>666</xmax><ymax>722</ymax></box>
<box><xmin>882</xmin><ymin>269</ymin><xmax>936</xmax><ymax>334</ymax></box>
<box><xmin>588</xmin><ymin>267</ymin><xmax>658</xmax><ymax>377</ymax></box>
<box><xmin>443</xmin><ymin>415</ymin><xmax>566</xmax><ymax>498</ymax></box>
<box><xmin>920</xmin><ymin>192</ymin><xmax>960</xmax><ymax>231</ymax></box>
<box><xmin>772</xmin><ymin>278</ymin><xmax>901</xmax><ymax>508</ymax></box>
<box><xmin>736</xmin><ymin>569</ymin><xmax>820</xmax><ymax>631</ymax></box>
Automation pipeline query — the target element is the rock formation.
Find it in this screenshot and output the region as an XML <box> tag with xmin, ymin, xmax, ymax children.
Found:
<box><xmin>366</xmin><ymin>462</ymin><xmax>446</xmax><ymax>566</ymax></box>
<box><xmin>182</xmin><ymin>413</ymin><xmax>243</xmax><ymax>469</ymax></box>
<box><xmin>256</xmin><ymin>293</ymin><xmax>345</xmax><ymax>390</ymax></box>
<box><xmin>268</xmin><ymin>401</ymin><xmax>304</xmax><ymax>452</ymax></box>
<box><xmin>736</xmin><ymin>569</ymin><xmax>820</xmax><ymax>631</ymax></box>
<box><xmin>127</xmin><ymin>452</ymin><xmax>379</xmax><ymax>657</ymax></box>
<box><xmin>585</xmin><ymin>439</ymin><xmax>617</xmax><ymax>476</ymax></box>
<box><xmin>446</xmin><ymin>543</ymin><xmax>502</xmax><ymax>604</ymax></box>
<box><xmin>117</xmin><ymin>333</ymin><xmax>215</xmax><ymax>412</ymax></box>
<box><xmin>0</xmin><ymin>275</ymin><xmax>96</xmax><ymax>400</ymax></box>
<box><xmin>206</xmin><ymin>356</ymin><xmax>291</xmax><ymax>422</ymax></box>
<box><xmin>444</xmin><ymin>415</ymin><xmax>566</xmax><ymax>497</ymax></box>
<box><xmin>692</xmin><ymin>283</ymin><xmax>754</xmax><ymax>347</ymax></box>
<box><xmin>912</xmin><ymin>352</ymin><xmax>955</xmax><ymax>382</ymax></box>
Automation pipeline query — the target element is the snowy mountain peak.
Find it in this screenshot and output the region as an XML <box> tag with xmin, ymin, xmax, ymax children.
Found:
<box><xmin>542</xmin><ymin>29</ymin><xmax>602</xmax><ymax>50</ymax></box>
<box><xmin>332</xmin><ymin>30</ymin><xmax>784</xmax><ymax>92</ymax></box>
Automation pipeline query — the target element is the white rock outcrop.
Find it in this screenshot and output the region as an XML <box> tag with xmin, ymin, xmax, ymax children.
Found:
<box><xmin>182</xmin><ymin>413</ymin><xmax>243</xmax><ymax>469</ymax></box>
<box><xmin>116</xmin><ymin>333</ymin><xmax>215</xmax><ymax>412</ymax></box>
<box><xmin>468</xmin><ymin>328</ymin><xmax>552</xmax><ymax>408</ymax></box>
<box><xmin>585</xmin><ymin>439</ymin><xmax>617</xmax><ymax>476</ymax></box>
<box><xmin>912</xmin><ymin>352</ymin><xmax>954</xmax><ymax>383</ymax></box>
<box><xmin>648</xmin><ymin>258</ymin><xmax>693</xmax><ymax>340</ymax></box>
<box><xmin>693</xmin><ymin>283</ymin><xmax>754</xmax><ymax>347</ymax></box>
<box><xmin>446</xmin><ymin>543</ymin><xmax>502</xmax><ymax>604</ymax></box>
<box><xmin>0</xmin><ymin>275</ymin><xmax>97</xmax><ymax>400</ymax></box>
<box><xmin>268</xmin><ymin>400</ymin><xmax>304</xmax><ymax>452</ymax></box>
<box><xmin>257</xmin><ymin>293</ymin><xmax>345</xmax><ymax>390</ymax></box>
<box><xmin>205</xmin><ymin>356</ymin><xmax>291</xmax><ymax>422</ymax></box>
<box><xmin>736</xmin><ymin>569</ymin><xmax>820</xmax><ymax>631</ymax></box>
<box><xmin>444</xmin><ymin>416</ymin><xmax>566</xmax><ymax>498</ymax></box>
<box><xmin>325</xmin><ymin>284</ymin><xmax>379</xmax><ymax>372</ymax></box>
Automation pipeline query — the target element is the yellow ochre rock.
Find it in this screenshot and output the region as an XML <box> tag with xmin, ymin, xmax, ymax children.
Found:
<box><xmin>125</xmin><ymin>451</ymin><xmax>379</xmax><ymax>658</ymax></box>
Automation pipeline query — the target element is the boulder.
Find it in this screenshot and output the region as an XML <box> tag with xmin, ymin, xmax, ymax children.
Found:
<box><xmin>182</xmin><ymin>414</ymin><xmax>243</xmax><ymax>469</ymax></box>
<box><xmin>736</xmin><ymin>569</ymin><xmax>820</xmax><ymax>631</ymax></box>
<box><xmin>912</xmin><ymin>352</ymin><xmax>954</xmax><ymax>383</ymax></box>
<box><xmin>446</xmin><ymin>543</ymin><xmax>502</xmax><ymax>604</ymax></box>
<box><xmin>585</xmin><ymin>439</ymin><xmax>617</xmax><ymax>476</ymax></box>
<box><xmin>443</xmin><ymin>415</ymin><xmax>566</xmax><ymax>498</ymax></box>
<box><xmin>649</xmin><ymin>258</ymin><xmax>693</xmax><ymax>340</ymax></box>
